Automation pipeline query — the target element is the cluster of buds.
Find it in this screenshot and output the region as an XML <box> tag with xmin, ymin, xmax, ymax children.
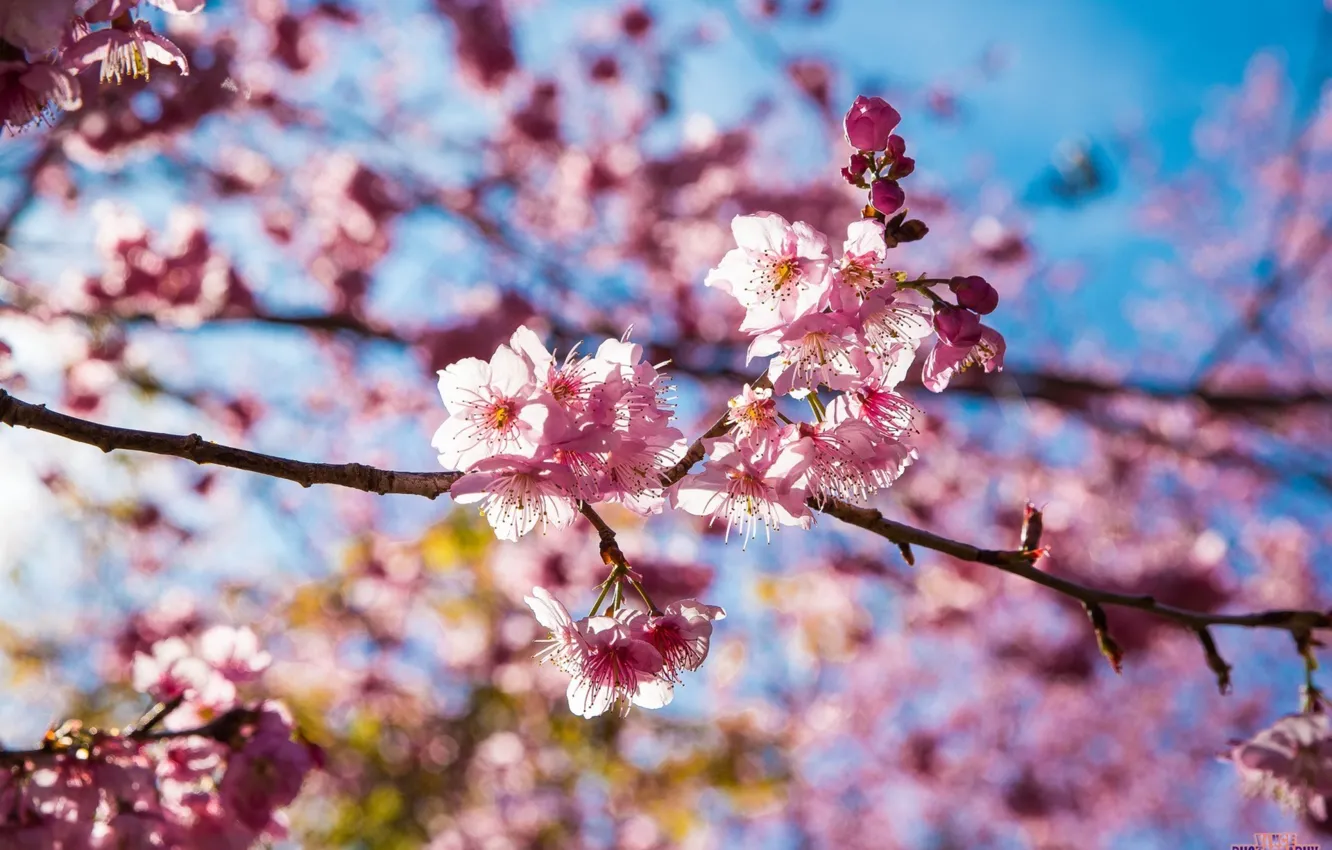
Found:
<box><xmin>0</xmin><ymin>0</ymin><xmax>198</xmax><ymax>132</ymax></box>
<box><xmin>840</xmin><ymin>95</ymin><xmax>916</xmax><ymax>223</ymax></box>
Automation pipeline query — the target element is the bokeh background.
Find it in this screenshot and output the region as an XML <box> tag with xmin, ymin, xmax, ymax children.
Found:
<box><xmin>2</xmin><ymin>0</ymin><xmax>1331</xmax><ymax>847</ymax></box>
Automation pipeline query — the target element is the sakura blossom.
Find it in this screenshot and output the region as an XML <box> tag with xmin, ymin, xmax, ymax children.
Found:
<box><xmin>448</xmin><ymin>454</ymin><xmax>581</xmax><ymax>541</ymax></box>
<box><xmin>63</xmin><ymin>19</ymin><xmax>188</xmax><ymax>84</ymax></box>
<box><xmin>704</xmin><ymin>212</ymin><xmax>832</xmax><ymax>335</ymax></box>
<box><xmin>3</xmin><ymin>5</ymin><xmax>1324</xmax><ymax>841</ymax></box>
<box><xmin>672</xmin><ymin>436</ymin><xmax>813</xmax><ymax>545</ymax></box>
<box><xmin>1228</xmin><ymin>712</ymin><xmax>1332</xmax><ymax>820</ymax></box>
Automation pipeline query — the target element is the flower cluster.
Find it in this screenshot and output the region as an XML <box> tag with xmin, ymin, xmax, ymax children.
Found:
<box><xmin>666</xmin><ymin>96</ymin><xmax>1007</xmax><ymax>543</ymax></box>
<box><xmin>0</xmin><ymin>0</ymin><xmax>197</xmax><ymax>132</ymax></box>
<box><xmin>1226</xmin><ymin>711</ymin><xmax>1332</xmax><ymax>821</ymax></box>
<box><xmin>0</xmin><ymin>627</ymin><xmax>316</xmax><ymax>848</ymax></box>
<box><xmin>526</xmin><ymin>587</ymin><xmax>726</xmax><ymax>718</ymax></box>
<box><xmin>430</xmin><ymin>96</ymin><xmax>1007</xmax><ymax>720</ymax></box>
<box><xmin>435</xmin><ymin>325</ymin><xmax>684</xmax><ymax>541</ymax></box>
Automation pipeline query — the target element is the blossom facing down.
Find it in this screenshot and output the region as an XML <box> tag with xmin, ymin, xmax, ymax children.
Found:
<box><xmin>0</xmin><ymin>61</ymin><xmax>80</xmax><ymax>132</ymax></box>
<box><xmin>618</xmin><ymin>601</ymin><xmax>726</xmax><ymax>681</ymax></box>
<box><xmin>525</xmin><ymin>586</ymin><xmax>725</xmax><ymax>718</ymax></box>
<box><xmin>567</xmin><ymin>617</ymin><xmax>670</xmax><ymax>718</ymax></box>
<box><xmin>525</xmin><ymin>586</ymin><xmax>587</xmax><ymax>674</ymax></box>
<box><xmin>785</xmin><ymin>419</ymin><xmax>912</xmax><ymax>506</ymax></box>
<box><xmin>921</xmin><ymin>325</ymin><xmax>1007</xmax><ymax>392</ymax></box>
<box><xmin>672</xmin><ymin>436</ymin><xmax>813</xmax><ymax>546</ymax></box>
<box><xmin>449</xmin><ymin>455</ymin><xmax>580</xmax><ymax>541</ymax></box>
<box><xmin>63</xmin><ymin>20</ymin><xmax>189</xmax><ymax>84</ymax></box>
<box><xmin>705</xmin><ymin>212</ymin><xmax>832</xmax><ymax>335</ymax></box>
<box><xmin>1227</xmin><ymin>713</ymin><xmax>1332</xmax><ymax>820</ymax></box>
<box><xmin>843</xmin><ymin>94</ymin><xmax>901</xmax><ymax>151</ymax></box>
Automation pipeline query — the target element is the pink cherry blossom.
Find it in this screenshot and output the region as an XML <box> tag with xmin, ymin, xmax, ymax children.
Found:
<box><xmin>751</xmin><ymin>311</ymin><xmax>868</xmax><ymax>397</ymax></box>
<box><xmin>705</xmin><ymin>212</ymin><xmax>832</xmax><ymax>335</ymax></box>
<box><xmin>921</xmin><ymin>325</ymin><xmax>1007</xmax><ymax>392</ymax></box>
<box><xmin>843</xmin><ymin>94</ymin><xmax>901</xmax><ymax>151</ymax></box>
<box><xmin>855</xmin><ymin>290</ymin><xmax>934</xmax><ymax>355</ymax></box>
<box><xmin>198</xmin><ymin>626</ymin><xmax>272</xmax><ymax>684</ymax></box>
<box><xmin>524</xmin><ymin>586</ymin><xmax>588</xmax><ymax>674</ymax></box>
<box><xmin>432</xmin><ymin>340</ymin><xmax>557</xmax><ymax>470</ymax></box>
<box><xmin>449</xmin><ymin>454</ymin><xmax>580</xmax><ymax>541</ymax></box>
<box><xmin>0</xmin><ymin>0</ymin><xmax>75</xmax><ymax>54</ymax></box>
<box><xmin>726</xmin><ymin>383</ymin><xmax>781</xmax><ymax>446</ymax></box>
<box><xmin>566</xmin><ymin>617</ymin><xmax>670</xmax><ymax>718</ymax></box>
<box><xmin>63</xmin><ymin>19</ymin><xmax>188</xmax><ymax>85</ymax></box>
<box><xmin>831</xmin><ymin>368</ymin><xmax>918</xmax><ymax>440</ymax></box>
<box><xmin>0</xmin><ymin>60</ymin><xmax>80</xmax><ymax>132</ymax></box>
<box><xmin>831</xmin><ymin>219</ymin><xmax>893</xmax><ymax>307</ymax></box>
<box><xmin>218</xmin><ymin>704</ymin><xmax>316</xmax><ymax>834</ymax></box>
<box><xmin>617</xmin><ymin>600</ymin><xmax>726</xmax><ymax>681</ymax></box>
<box><xmin>1227</xmin><ymin>712</ymin><xmax>1332</xmax><ymax>820</ymax></box>
<box><xmin>672</xmin><ymin>437</ymin><xmax>812</xmax><ymax>545</ymax></box>
<box><xmin>784</xmin><ymin>418</ymin><xmax>913</xmax><ymax>505</ymax></box>
<box><xmin>600</xmin><ymin>434</ymin><xmax>684</xmax><ymax>515</ymax></box>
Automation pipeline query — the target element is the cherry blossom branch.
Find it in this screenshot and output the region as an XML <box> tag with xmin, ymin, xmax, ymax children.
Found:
<box><xmin>0</xmin><ymin>389</ymin><xmax>460</xmax><ymax>498</ymax></box>
<box><xmin>6</xmin><ymin>387</ymin><xmax>1330</xmax><ymax>651</ymax></box>
<box><xmin>812</xmin><ymin>497</ymin><xmax>1332</xmax><ymax>634</ymax></box>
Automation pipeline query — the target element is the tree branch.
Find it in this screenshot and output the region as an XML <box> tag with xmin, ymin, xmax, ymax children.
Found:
<box><xmin>5</xmin><ymin>388</ymin><xmax>1330</xmax><ymax>641</ymax></box>
<box><xmin>813</xmin><ymin>497</ymin><xmax>1332</xmax><ymax>633</ymax></box>
<box><xmin>0</xmin><ymin>389</ymin><xmax>459</xmax><ymax>498</ymax></box>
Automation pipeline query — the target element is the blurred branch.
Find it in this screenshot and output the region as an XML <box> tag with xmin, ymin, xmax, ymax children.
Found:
<box><xmin>0</xmin><ymin>389</ymin><xmax>459</xmax><ymax>498</ymax></box>
<box><xmin>0</xmin><ymin>704</ymin><xmax>257</xmax><ymax>766</ymax></box>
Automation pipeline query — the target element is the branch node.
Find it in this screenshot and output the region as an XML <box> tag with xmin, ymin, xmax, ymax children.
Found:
<box><xmin>896</xmin><ymin>542</ymin><xmax>915</xmax><ymax>566</ymax></box>
<box><xmin>1082</xmin><ymin>601</ymin><xmax>1124</xmax><ymax>674</ymax></box>
<box><xmin>1020</xmin><ymin>502</ymin><xmax>1044</xmax><ymax>552</ymax></box>
<box><xmin>1196</xmin><ymin>627</ymin><xmax>1232</xmax><ymax>695</ymax></box>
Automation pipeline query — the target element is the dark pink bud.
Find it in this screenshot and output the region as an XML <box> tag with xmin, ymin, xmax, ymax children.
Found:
<box><xmin>889</xmin><ymin>156</ymin><xmax>915</xmax><ymax>180</ymax></box>
<box><xmin>948</xmin><ymin>275</ymin><xmax>999</xmax><ymax>314</ymax></box>
<box><xmin>844</xmin><ymin>95</ymin><xmax>901</xmax><ymax>151</ymax></box>
<box><xmin>932</xmin><ymin>305</ymin><xmax>982</xmax><ymax>348</ymax></box>
<box><xmin>869</xmin><ymin>179</ymin><xmax>905</xmax><ymax>215</ymax></box>
<box><xmin>887</xmin><ymin>134</ymin><xmax>906</xmax><ymax>159</ymax></box>
<box><xmin>841</xmin><ymin>152</ymin><xmax>871</xmax><ymax>185</ymax></box>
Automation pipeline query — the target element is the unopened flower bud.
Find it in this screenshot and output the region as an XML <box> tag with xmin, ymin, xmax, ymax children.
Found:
<box><xmin>932</xmin><ymin>305</ymin><xmax>982</xmax><ymax>348</ymax></box>
<box><xmin>841</xmin><ymin>152</ymin><xmax>871</xmax><ymax>185</ymax></box>
<box><xmin>948</xmin><ymin>275</ymin><xmax>999</xmax><ymax>314</ymax></box>
<box><xmin>887</xmin><ymin>134</ymin><xmax>906</xmax><ymax>160</ymax></box>
<box><xmin>889</xmin><ymin>156</ymin><xmax>915</xmax><ymax>180</ymax></box>
<box><xmin>869</xmin><ymin>179</ymin><xmax>905</xmax><ymax>215</ymax></box>
<box><xmin>844</xmin><ymin>95</ymin><xmax>901</xmax><ymax>151</ymax></box>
